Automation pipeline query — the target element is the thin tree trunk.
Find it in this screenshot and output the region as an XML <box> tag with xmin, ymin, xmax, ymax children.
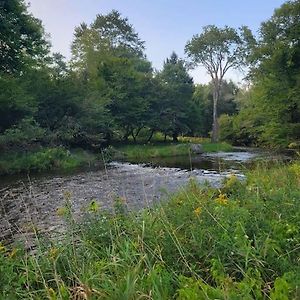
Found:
<box><xmin>172</xmin><ymin>133</ymin><xmax>178</xmax><ymax>142</ymax></box>
<box><xmin>147</xmin><ymin>129</ymin><xmax>154</xmax><ymax>143</ymax></box>
<box><xmin>211</xmin><ymin>82</ymin><xmax>220</xmax><ymax>143</ymax></box>
<box><xmin>135</xmin><ymin>127</ymin><xmax>142</xmax><ymax>140</ymax></box>
<box><xmin>131</xmin><ymin>130</ymin><xmax>136</xmax><ymax>143</ymax></box>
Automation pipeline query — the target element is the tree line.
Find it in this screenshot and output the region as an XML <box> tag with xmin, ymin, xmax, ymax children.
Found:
<box><xmin>0</xmin><ymin>0</ymin><xmax>299</xmax><ymax>153</ymax></box>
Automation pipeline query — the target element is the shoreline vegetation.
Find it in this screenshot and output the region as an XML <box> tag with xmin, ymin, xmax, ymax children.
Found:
<box><xmin>0</xmin><ymin>139</ymin><xmax>233</xmax><ymax>176</ymax></box>
<box><xmin>1</xmin><ymin>161</ymin><xmax>299</xmax><ymax>299</ymax></box>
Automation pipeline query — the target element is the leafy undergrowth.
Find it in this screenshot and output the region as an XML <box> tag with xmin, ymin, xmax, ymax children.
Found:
<box><xmin>1</xmin><ymin>162</ymin><xmax>300</xmax><ymax>299</ymax></box>
<box><xmin>0</xmin><ymin>147</ymin><xmax>96</xmax><ymax>175</ymax></box>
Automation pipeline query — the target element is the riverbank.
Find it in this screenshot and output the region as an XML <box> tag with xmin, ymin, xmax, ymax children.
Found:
<box><xmin>113</xmin><ymin>140</ymin><xmax>233</xmax><ymax>160</ymax></box>
<box><xmin>0</xmin><ymin>141</ymin><xmax>233</xmax><ymax>176</ymax></box>
<box><xmin>0</xmin><ymin>147</ymin><xmax>97</xmax><ymax>176</ymax></box>
<box><xmin>1</xmin><ymin>161</ymin><xmax>299</xmax><ymax>299</ymax></box>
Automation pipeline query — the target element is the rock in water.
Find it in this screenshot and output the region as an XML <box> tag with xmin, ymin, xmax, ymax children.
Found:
<box><xmin>190</xmin><ymin>143</ymin><xmax>204</xmax><ymax>154</ymax></box>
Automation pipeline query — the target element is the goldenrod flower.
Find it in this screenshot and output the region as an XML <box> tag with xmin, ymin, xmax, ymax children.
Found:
<box><xmin>216</xmin><ymin>193</ymin><xmax>228</xmax><ymax>205</ymax></box>
<box><xmin>8</xmin><ymin>248</ymin><xmax>18</xmax><ymax>259</ymax></box>
<box><xmin>49</xmin><ymin>247</ymin><xmax>59</xmax><ymax>260</ymax></box>
<box><xmin>194</xmin><ymin>207</ymin><xmax>202</xmax><ymax>216</ymax></box>
<box><xmin>0</xmin><ymin>242</ymin><xmax>6</xmax><ymax>253</ymax></box>
<box><xmin>57</xmin><ymin>207</ymin><xmax>67</xmax><ymax>216</ymax></box>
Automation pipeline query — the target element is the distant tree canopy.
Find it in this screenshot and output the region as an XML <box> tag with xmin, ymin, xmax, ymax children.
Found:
<box><xmin>0</xmin><ymin>1</ymin><xmax>299</xmax><ymax>152</ymax></box>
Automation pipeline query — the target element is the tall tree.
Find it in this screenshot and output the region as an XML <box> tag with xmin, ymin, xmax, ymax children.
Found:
<box><xmin>104</xmin><ymin>56</ymin><xmax>153</xmax><ymax>142</ymax></box>
<box><xmin>157</xmin><ymin>52</ymin><xmax>194</xmax><ymax>141</ymax></box>
<box><xmin>185</xmin><ymin>25</ymin><xmax>251</xmax><ymax>141</ymax></box>
<box><xmin>0</xmin><ymin>0</ymin><xmax>49</xmax><ymax>133</ymax></box>
<box><xmin>193</xmin><ymin>80</ymin><xmax>239</xmax><ymax>136</ymax></box>
<box><xmin>71</xmin><ymin>10</ymin><xmax>145</xmax><ymax>73</ymax></box>
<box><xmin>248</xmin><ymin>0</ymin><xmax>300</xmax><ymax>146</ymax></box>
<box><xmin>0</xmin><ymin>0</ymin><xmax>49</xmax><ymax>74</ymax></box>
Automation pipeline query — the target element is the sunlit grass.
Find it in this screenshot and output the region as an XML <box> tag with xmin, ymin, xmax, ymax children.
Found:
<box><xmin>115</xmin><ymin>140</ymin><xmax>233</xmax><ymax>160</ymax></box>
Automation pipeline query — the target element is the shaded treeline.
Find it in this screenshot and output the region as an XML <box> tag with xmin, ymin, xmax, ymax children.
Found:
<box><xmin>0</xmin><ymin>0</ymin><xmax>299</xmax><ymax>153</ymax></box>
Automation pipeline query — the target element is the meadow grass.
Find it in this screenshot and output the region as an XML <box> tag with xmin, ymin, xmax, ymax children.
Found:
<box><xmin>115</xmin><ymin>140</ymin><xmax>233</xmax><ymax>160</ymax></box>
<box><xmin>1</xmin><ymin>161</ymin><xmax>300</xmax><ymax>299</ymax></box>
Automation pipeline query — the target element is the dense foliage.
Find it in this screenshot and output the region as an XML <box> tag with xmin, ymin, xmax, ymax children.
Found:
<box><xmin>219</xmin><ymin>0</ymin><xmax>300</xmax><ymax>148</ymax></box>
<box><xmin>0</xmin><ymin>0</ymin><xmax>299</xmax><ymax>165</ymax></box>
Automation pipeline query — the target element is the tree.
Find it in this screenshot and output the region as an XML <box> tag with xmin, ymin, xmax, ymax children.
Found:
<box><xmin>70</xmin><ymin>10</ymin><xmax>152</xmax><ymax>143</ymax></box>
<box><xmin>193</xmin><ymin>80</ymin><xmax>239</xmax><ymax>136</ymax></box>
<box><xmin>71</xmin><ymin>10</ymin><xmax>145</xmax><ymax>73</ymax></box>
<box><xmin>104</xmin><ymin>56</ymin><xmax>153</xmax><ymax>142</ymax></box>
<box><xmin>0</xmin><ymin>75</ymin><xmax>35</xmax><ymax>132</ymax></box>
<box><xmin>185</xmin><ymin>25</ymin><xmax>251</xmax><ymax>142</ymax></box>
<box><xmin>247</xmin><ymin>0</ymin><xmax>300</xmax><ymax>147</ymax></box>
<box><xmin>0</xmin><ymin>0</ymin><xmax>49</xmax><ymax>74</ymax></box>
<box><xmin>156</xmin><ymin>52</ymin><xmax>194</xmax><ymax>141</ymax></box>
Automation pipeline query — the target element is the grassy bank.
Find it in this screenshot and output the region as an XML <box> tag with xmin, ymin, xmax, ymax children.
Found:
<box><xmin>115</xmin><ymin>141</ymin><xmax>233</xmax><ymax>160</ymax></box>
<box><xmin>0</xmin><ymin>140</ymin><xmax>232</xmax><ymax>175</ymax></box>
<box><xmin>1</xmin><ymin>161</ymin><xmax>300</xmax><ymax>299</ymax></box>
<box><xmin>0</xmin><ymin>147</ymin><xmax>97</xmax><ymax>176</ymax></box>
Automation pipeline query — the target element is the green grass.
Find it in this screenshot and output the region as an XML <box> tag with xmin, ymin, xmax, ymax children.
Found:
<box><xmin>201</xmin><ymin>142</ymin><xmax>233</xmax><ymax>152</ymax></box>
<box><xmin>115</xmin><ymin>141</ymin><xmax>233</xmax><ymax>160</ymax></box>
<box><xmin>115</xmin><ymin>143</ymin><xmax>191</xmax><ymax>160</ymax></box>
<box><xmin>0</xmin><ymin>147</ymin><xmax>97</xmax><ymax>175</ymax></box>
<box><xmin>1</xmin><ymin>161</ymin><xmax>300</xmax><ymax>299</ymax></box>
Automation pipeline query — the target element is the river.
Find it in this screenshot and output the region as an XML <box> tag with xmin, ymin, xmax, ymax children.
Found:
<box><xmin>0</xmin><ymin>148</ymin><xmax>289</xmax><ymax>247</ymax></box>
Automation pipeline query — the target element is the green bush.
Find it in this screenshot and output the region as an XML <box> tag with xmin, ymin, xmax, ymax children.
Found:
<box><xmin>0</xmin><ymin>148</ymin><xmax>85</xmax><ymax>175</ymax></box>
<box><xmin>0</xmin><ymin>118</ymin><xmax>46</xmax><ymax>151</ymax></box>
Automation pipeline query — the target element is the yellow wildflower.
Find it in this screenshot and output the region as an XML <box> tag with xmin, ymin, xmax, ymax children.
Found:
<box><xmin>49</xmin><ymin>247</ymin><xmax>59</xmax><ymax>260</ymax></box>
<box><xmin>63</xmin><ymin>190</ymin><xmax>72</xmax><ymax>200</ymax></box>
<box><xmin>88</xmin><ymin>200</ymin><xmax>100</xmax><ymax>213</ymax></box>
<box><xmin>8</xmin><ymin>248</ymin><xmax>18</xmax><ymax>259</ymax></box>
<box><xmin>194</xmin><ymin>207</ymin><xmax>202</xmax><ymax>216</ymax></box>
<box><xmin>0</xmin><ymin>242</ymin><xmax>6</xmax><ymax>253</ymax></box>
<box><xmin>57</xmin><ymin>207</ymin><xmax>67</xmax><ymax>216</ymax></box>
<box><xmin>216</xmin><ymin>193</ymin><xmax>228</xmax><ymax>205</ymax></box>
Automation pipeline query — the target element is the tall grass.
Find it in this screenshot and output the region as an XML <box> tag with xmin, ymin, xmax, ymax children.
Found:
<box><xmin>0</xmin><ymin>148</ymin><xmax>97</xmax><ymax>175</ymax></box>
<box><xmin>1</xmin><ymin>161</ymin><xmax>300</xmax><ymax>299</ymax></box>
<box><xmin>116</xmin><ymin>141</ymin><xmax>233</xmax><ymax>160</ymax></box>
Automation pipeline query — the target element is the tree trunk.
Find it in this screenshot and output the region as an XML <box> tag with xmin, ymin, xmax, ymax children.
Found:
<box><xmin>172</xmin><ymin>133</ymin><xmax>178</xmax><ymax>142</ymax></box>
<box><xmin>147</xmin><ymin>129</ymin><xmax>154</xmax><ymax>143</ymax></box>
<box><xmin>123</xmin><ymin>126</ymin><xmax>130</xmax><ymax>142</ymax></box>
<box><xmin>135</xmin><ymin>127</ymin><xmax>142</xmax><ymax>139</ymax></box>
<box><xmin>131</xmin><ymin>133</ymin><xmax>136</xmax><ymax>143</ymax></box>
<box><xmin>211</xmin><ymin>82</ymin><xmax>220</xmax><ymax>143</ymax></box>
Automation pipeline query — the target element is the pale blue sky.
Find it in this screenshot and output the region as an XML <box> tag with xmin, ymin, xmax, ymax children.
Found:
<box><xmin>27</xmin><ymin>0</ymin><xmax>286</xmax><ymax>83</ymax></box>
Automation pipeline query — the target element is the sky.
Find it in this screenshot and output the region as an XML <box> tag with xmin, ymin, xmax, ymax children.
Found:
<box><xmin>27</xmin><ymin>0</ymin><xmax>286</xmax><ymax>84</ymax></box>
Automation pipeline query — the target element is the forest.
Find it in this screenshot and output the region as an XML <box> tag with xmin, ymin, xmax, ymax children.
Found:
<box><xmin>1</xmin><ymin>0</ymin><xmax>299</xmax><ymax>169</ymax></box>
